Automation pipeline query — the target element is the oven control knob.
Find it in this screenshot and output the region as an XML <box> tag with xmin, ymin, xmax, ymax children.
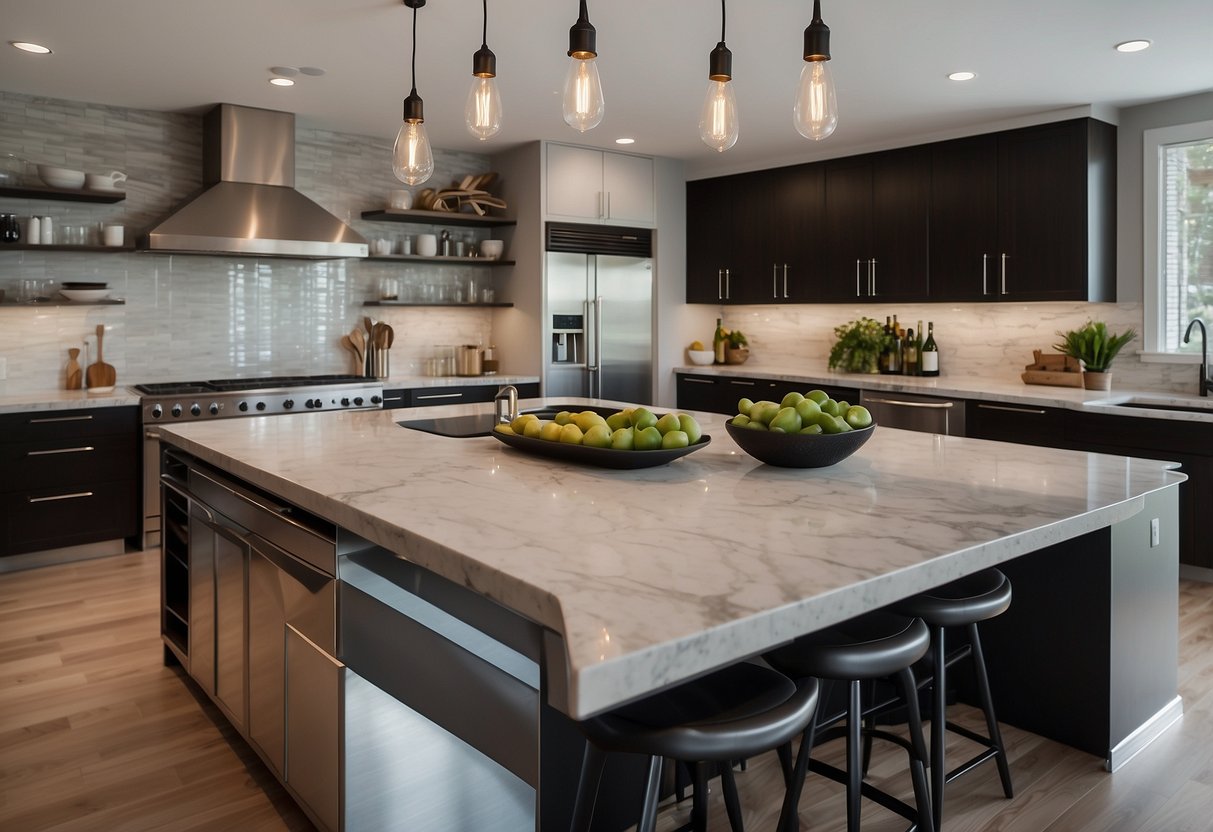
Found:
<box><xmin>190</xmin><ymin>403</ymin><xmax>202</xmax><ymax>417</ymax></box>
<box><xmin>171</xmin><ymin>404</ymin><xmax>182</xmax><ymax>418</ymax></box>
<box><xmin>151</xmin><ymin>404</ymin><xmax>163</xmax><ymax>419</ymax></box>
<box><xmin>313</xmin><ymin>399</ymin><xmax>324</xmax><ymax>409</ymax></box>
<box><xmin>371</xmin><ymin>395</ymin><xmax>382</xmax><ymax>405</ymax></box>
<box><xmin>304</xmin><ymin>399</ymin><xmax>314</xmax><ymax>409</ymax></box>
<box><xmin>341</xmin><ymin>397</ymin><xmax>350</xmax><ymax>407</ymax></box>
<box><xmin>238</xmin><ymin>401</ymin><xmax>249</xmax><ymax>412</ymax></box>
<box><xmin>353</xmin><ymin>397</ymin><xmax>364</xmax><ymax>406</ymax></box>
<box><xmin>256</xmin><ymin>401</ymin><xmax>266</xmax><ymax>411</ymax></box>
<box><xmin>283</xmin><ymin>399</ymin><xmax>295</xmax><ymax>410</ymax></box>
<box><xmin>208</xmin><ymin>403</ymin><xmax>220</xmax><ymax>416</ymax></box>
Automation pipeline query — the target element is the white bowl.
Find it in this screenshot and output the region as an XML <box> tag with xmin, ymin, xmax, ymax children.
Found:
<box><xmin>688</xmin><ymin>349</ymin><xmax>715</xmax><ymax>365</ymax></box>
<box><xmin>480</xmin><ymin>239</ymin><xmax>505</xmax><ymax>259</ymax></box>
<box><xmin>37</xmin><ymin>165</ymin><xmax>85</xmax><ymax>190</ymax></box>
<box><xmin>60</xmin><ymin>288</ymin><xmax>110</xmax><ymax>302</ymax></box>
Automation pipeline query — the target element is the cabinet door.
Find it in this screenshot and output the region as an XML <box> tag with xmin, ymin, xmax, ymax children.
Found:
<box><xmin>728</xmin><ymin>169</ymin><xmax>780</xmax><ymax>304</ymax></box>
<box><xmin>686</xmin><ymin>177</ymin><xmax>734</xmax><ymax>303</ymax></box>
<box><xmin>929</xmin><ymin>134</ymin><xmax>998</xmax><ymax>301</ymax></box>
<box><xmin>997</xmin><ymin>120</ymin><xmax>1088</xmax><ymax>300</ymax></box>
<box><xmin>869</xmin><ymin>148</ymin><xmax>930</xmax><ymax>302</ymax></box>
<box><xmin>603</xmin><ymin>152</ymin><xmax>654</xmax><ymax>225</ymax></box>
<box><xmin>546</xmin><ymin>144</ymin><xmax>604</xmax><ymax>220</ymax></box>
<box><xmin>771</xmin><ymin>164</ymin><xmax>825</xmax><ymax>303</ymax></box>
<box><xmin>966</xmin><ymin>400</ymin><xmax>1067</xmax><ymax>446</ymax></box>
<box><xmin>820</xmin><ymin>158</ymin><xmax>873</xmax><ymax>302</ymax></box>
<box><xmin>677</xmin><ymin>374</ymin><xmax>735</xmax><ymax>414</ymax></box>
<box><xmin>286</xmin><ymin>627</ymin><xmax>342</xmax><ymax>832</ymax></box>
<box><xmin>248</xmin><ymin>549</ymin><xmax>287</xmax><ymax>777</ymax></box>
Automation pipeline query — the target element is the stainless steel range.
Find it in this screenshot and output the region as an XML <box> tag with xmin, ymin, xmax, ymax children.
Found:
<box><xmin>139</xmin><ymin>374</ymin><xmax>384</xmax><ymax>547</ymax></box>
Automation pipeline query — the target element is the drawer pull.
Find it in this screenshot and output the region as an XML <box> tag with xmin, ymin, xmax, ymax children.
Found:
<box><xmin>415</xmin><ymin>392</ymin><xmax>465</xmax><ymax>401</ymax></box>
<box><xmin>382</xmin><ymin>395</ymin><xmax>405</xmax><ymax>402</ymax></box>
<box><xmin>27</xmin><ymin>446</ymin><xmax>95</xmax><ymax>456</ymax></box>
<box><xmin>682</xmin><ymin>378</ymin><xmax>715</xmax><ymax>385</ymax></box>
<box><xmin>29</xmin><ymin>414</ymin><xmax>95</xmax><ymax>425</ymax></box>
<box><xmin>865</xmin><ymin>397</ymin><xmax>954</xmax><ymax>409</ymax></box>
<box><xmin>728</xmin><ymin>380</ymin><xmax>757</xmax><ymax>387</ymax></box>
<box><xmin>29</xmin><ymin>491</ymin><xmax>94</xmax><ymax>504</ymax></box>
<box><xmin>977</xmin><ymin>403</ymin><xmax>1048</xmax><ymax>415</ymax></box>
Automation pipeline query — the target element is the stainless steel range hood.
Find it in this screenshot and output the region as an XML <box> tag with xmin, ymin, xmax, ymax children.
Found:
<box><xmin>143</xmin><ymin>104</ymin><xmax>368</xmax><ymax>259</ymax></box>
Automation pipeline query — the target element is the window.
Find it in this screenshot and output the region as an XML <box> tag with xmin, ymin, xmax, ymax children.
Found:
<box><xmin>1144</xmin><ymin>120</ymin><xmax>1213</xmax><ymax>356</ymax></box>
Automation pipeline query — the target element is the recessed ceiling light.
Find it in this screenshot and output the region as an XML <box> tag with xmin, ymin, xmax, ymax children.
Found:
<box><xmin>1116</xmin><ymin>39</ymin><xmax>1152</xmax><ymax>53</ymax></box>
<box><xmin>269</xmin><ymin>78</ymin><xmax>295</xmax><ymax>87</ymax></box>
<box><xmin>10</xmin><ymin>41</ymin><xmax>52</xmax><ymax>54</ymax></box>
<box><xmin>947</xmin><ymin>71</ymin><xmax>976</xmax><ymax>81</ymax></box>
<box><xmin>615</xmin><ymin>137</ymin><xmax>635</xmax><ymax>145</ymax></box>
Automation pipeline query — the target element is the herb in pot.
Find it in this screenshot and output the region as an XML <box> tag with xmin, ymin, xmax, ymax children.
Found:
<box><xmin>829</xmin><ymin>317</ymin><xmax>888</xmax><ymax>374</ymax></box>
<box><xmin>1053</xmin><ymin>321</ymin><xmax>1137</xmax><ymax>372</ymax></box>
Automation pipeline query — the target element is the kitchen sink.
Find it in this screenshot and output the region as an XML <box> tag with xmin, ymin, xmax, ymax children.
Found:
<box><xmin>398</xmin><ymin>404</ymin><xmax>617</xmax><ymax>438</ymax></box>
<box><xmin>1086</xmin><ymin>396</ymin><xmax>1213</xmax><ymax>416</ymax></box>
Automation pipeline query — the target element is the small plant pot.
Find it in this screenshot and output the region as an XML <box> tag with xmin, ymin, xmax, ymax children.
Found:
<box><xmin>1082</xmin><ymin>370</ymin><xmax>1112</xmax><ymax>391</ymax></box>
<box><xmin>724</xmin><ymin>347</ymin><xmax>750</xmax><ymax>365</ymax></box>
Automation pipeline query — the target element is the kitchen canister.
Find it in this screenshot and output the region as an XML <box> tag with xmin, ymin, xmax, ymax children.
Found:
<box><xmin>416</xmin><ymin>233</ymin><xmax>437</xmax><ymax>257</ymax></box>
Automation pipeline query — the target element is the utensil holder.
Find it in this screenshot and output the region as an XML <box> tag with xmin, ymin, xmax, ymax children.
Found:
<box><xmin>371</xmin><ymin>348</ymin><xmax>390</xmax><ymax>379</ymax></box>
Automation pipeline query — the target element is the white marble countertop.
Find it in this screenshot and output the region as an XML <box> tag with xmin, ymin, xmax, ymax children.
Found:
<box><xmin>158</xmin><ymin>397</ymin><xmax>1183</xmax><ymax>718</ymax></box>
<box><xmin>0</xmin><ymin>386</ymin><xmax>142</xmax><ymax>414</ymax></box>
<box><xmin>676</xmin><ymin>362</ymin><xmax>1213</xmax><ymax>422</ymax></box>
<box><xmin>380</xmin><ymin>374</ymin><xmax>539</xmax><ymax>388</ymax></box>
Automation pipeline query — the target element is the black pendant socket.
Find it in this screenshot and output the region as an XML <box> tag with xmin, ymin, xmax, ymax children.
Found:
<box><xmin>708</xmin><ymin>42</ymin><xmax>732</xmax><ymax>82</ymax></box>
<box><xmin>804</xmin><ymin>0</ymin><xmax>831</xmax><ymax>61</ymax></box>
<box><xmin>402</xmin><ymin>0</ymin><xmax>425</xmax><ymax>8</ymax></box>
<box><xmin>403</xmin><ymin>91</ymin><xmax>425</xmax><ymax>123</ymax></box>
<box><xmin>473</xmin><ymin>44</ymin><xmax>496</xmax><ymax>77</ymax></box>
<box><xmin>567</xmin><ymin>1</ymin><xmax>597</xmax><ymax>58</ymax></box>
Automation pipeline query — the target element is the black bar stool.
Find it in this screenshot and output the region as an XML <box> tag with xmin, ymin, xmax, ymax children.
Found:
<box><xmin>570</xmin><ymin>662</ymin><xmax>820</xmax><ymax>832</ymax></box>
<box><xmin>891</xmin><ymin>568</ymin><xmax>1014</xmax><ymax>830</ymax></box>
<box><xmin>764</xmin><ymin>611</ymin><xmax>934</xmax><ymax>832</ymax></box>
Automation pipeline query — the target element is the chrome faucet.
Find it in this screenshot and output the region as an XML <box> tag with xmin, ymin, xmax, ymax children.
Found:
<box><xmin>494</xmin><ymin>385</ymin><xmax>518</xmax><ymax>424</ymax></box>
<box><xmin>1183</xmin><ymin>319</ymin><xmax>1211</xmax><ymax>397</ymax></box>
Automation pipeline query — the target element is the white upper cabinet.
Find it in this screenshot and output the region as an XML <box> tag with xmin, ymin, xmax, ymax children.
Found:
<box><xmin>546</xmin><ymin>143</ymin><xmax>654</xmax><ymax>226</ymax></box>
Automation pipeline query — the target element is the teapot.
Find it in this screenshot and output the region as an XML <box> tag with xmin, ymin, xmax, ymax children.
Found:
<box><xmin>84</xmin><ymin>170</ymin><xmax>127</xmax><ymax>191</ymax></box>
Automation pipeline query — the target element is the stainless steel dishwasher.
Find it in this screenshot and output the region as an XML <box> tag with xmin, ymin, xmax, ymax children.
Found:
<box><xmin>860</xmin><ymin>389</ymin><xmax>967</xmax><ymax>436</ymax></box>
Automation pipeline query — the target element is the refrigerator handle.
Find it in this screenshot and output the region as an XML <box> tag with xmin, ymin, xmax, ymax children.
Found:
<box><xmin>584</xmin><ymin>299</ymin><xmax>599</xmax><ymax>398</ymax></box>
<box><xmin>593</xmin><ymin>295</ymin><xmax>604</xmax><ymax>398</ymax></box>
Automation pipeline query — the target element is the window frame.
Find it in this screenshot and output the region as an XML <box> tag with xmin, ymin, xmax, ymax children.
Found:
<box><xmin>1142</xmin><ymin>118</ymin><xmax>1213</xmax><ymax>362</ymax></box>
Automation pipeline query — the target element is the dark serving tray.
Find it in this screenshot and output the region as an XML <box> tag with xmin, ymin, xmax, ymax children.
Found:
<box><xmin>489</xmin><ymin>431</ymin><xmax>712</xmax><ymax>469</ymax></box>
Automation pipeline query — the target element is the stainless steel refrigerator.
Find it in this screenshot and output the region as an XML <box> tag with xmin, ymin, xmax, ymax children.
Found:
<box><xmin>545</xmin><ymin>223</ymin><xmax>653</xmax><ymax>404</ymax></box>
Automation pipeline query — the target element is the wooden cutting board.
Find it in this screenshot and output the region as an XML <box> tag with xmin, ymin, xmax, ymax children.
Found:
<box><xmin>85</xmin><ymin>324</ymin><xmax>116</xmax><ymax>389</ymax></box>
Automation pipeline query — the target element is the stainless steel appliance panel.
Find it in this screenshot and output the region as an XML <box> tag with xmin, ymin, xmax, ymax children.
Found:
<box><xmin>596</xmin><ymin>254</ymin><xmax>653</xmax><ymax>404</ymax></box>
<box><xmin>188</xmin><ymin>503</ymin><xmax>216</xmax><ymax>696</ymax></box>
<box><xmin>286</xmin><ymin>626</ymin><xmax>342</xmax><ymax>832</ymax></box>
<box><xmin>212</xmin><ymin>521</ymin><xmax>247</xmax><ymax>729</ymax></box>
<box><xmin>859</xmin><ymin>390</ymin><xmax>967</xmax><ymax>436</ymax></box>
<box><xmin>546</xmin><ymin>252</ymin><xmax>591</xmax><ymax>398</ymax></box>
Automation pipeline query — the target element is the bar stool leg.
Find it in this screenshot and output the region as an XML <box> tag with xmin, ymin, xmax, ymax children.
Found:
<box><xmin>897</xmin><ymin>667</ymin><xmax>936</xmax><ymax>832</ymax></box>
<box><xmin>778</xmin><ymin>717</ymin><xmax>818</xmax><ymax>832</ymax></box>
<box><xmin>930</xmin><ymin>625</ymin><xmax>947</xmax><ymax>832</ymax></box>
<box><xmin>970</xmin><ymin>622</ymin><xmax>1014</xmax><ymax>799</ymax></box>
<box><xmin>691</xmin><ymin>762</ymin><xmax>709</xmax><ymax>832</ymax></box>
<box><xmin>637</xmin><ymin>755</ymin><xmax>665</xmax><ymax>832</ymax></box>
<box><xmin>846</xmin><ymin>680</ymin><xmax>863</xmax><ymax>831</ymax></box>
<box><xmin>571</xmin><ymin>742</ymin><xmax>607</xmax><ymax>832</ymax></box>
<box><xmin>720</xmin><ymin>764</ymin><xmax>745</xmax><ymax>832</ymax></box>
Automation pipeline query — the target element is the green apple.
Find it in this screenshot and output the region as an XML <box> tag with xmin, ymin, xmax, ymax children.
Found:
<box><xmin>523</xmin><ymin>419</ymin><xmax>544</xmax><ymax>438</ymax></box>
<box><xmin>575</xmin><ymin>411</ymin><xmax>608</xmax><ymax>432</ymax></box>
<box><xmin>749</xmin><ymin>401</ymin><xmax>780</xmax><ymax>425</ymax></box>
<box><xmin>731</xmin><ymin>414</ymin><xmax>751</xmax><ymax>428</ymax></box>
<box><xmin>610</xmin><ymin>426</ymin><xmax>635</xmax><ymax>449</ymax></box>
<box><xmin>806</xmin><ymin>389</ymin><xmax>829</xmax><ymax>405</ymax></box>
<box><xmin>631</xmin><ymin>407</ymin><xmax>658</xmax><ymax>431</ymax></box>
<box><xmin>540</xmin><ymin>421</ymin><xmax>563</xmax><ymax>442</ymax></box>
<box><xmin>770</xmin><ymin>427</ymin><xmax>786</xmax><ymax>434</ymax></box>
<box><xmin>780</xmin><ymin>391</ymin><xmax>805</xmax><ymax>409</ymax></box>
<box><xmin>634</xmin><ymin>425</ymin><xmax>663</xmax><ymax>450</ymax></box>
<box><xmin>795</xmin><ymin>399</ymin><xmax>822</xmax><ymax>421</ymax></box>
<box><xmin>655</xmin><ymin>412</ymin><xmax>682</xmax><ymax>435</ymax></box>
<box><xmin>744</xmin><ymin>420</ymin><xmax>768</xmax><ymax>431</ymax></box>
<box><xmin>844</xmin><ymin>405</ymin><xmax>873</xmax><ymax>429</ymax></box>
<box><xmin>510</xmin><ymin>413</ymin><xmax>539</xmax><ymax>433</ymax></box>
<box><xmin>555</xmin><ymin>410</ymin><xmax>574</xmax><ymax>426</ymax></box>
<box><xmin>493</xmin><ymin>423</ymin><xmax>515</xmax><ymax>435</ymax></box>
<box><xmin>661</xmin><ymin>430</ymin><xmax>690</xmax><ymax>449</ymax></box>
<box><xmin>818</xmin><ymin>414</ymin><xmax>847</xmax><ymax>434</ymax></box>
<box><xmin>819</xmin><ymin>399</ymin><xmax>841</xmax><ymax>417</ymax></box>
<box><xmin>606</xmin><ymin>411</ymin><xmax>631</xmax><ymax>432</ymax></box>
<box><xmin>559</xmin><ymin>423</ymin><xmax>584</xmax><ymax>444</ymax></box>
<box><xmin>800</xmin><ymin>423</ymin><xmax>823</xmax><ymax>435</ymax></box>
<box><xmin>737</xmin><ymin>397</ymin><xmax>754</xmax><ymax>416</ymax></box>
<box><xmin>769</xmin><ymin>406</ymin><xmax>803</xmax><ymax>434</ymax></box>
<box><xmin>583</xmin><ymin>423</ymin><xmax>613</xmax><ymax>448</ymax></box>
<box><xmin>835</xmin><ymin>401</ymin><xmax>851</xmax><ymax>414</ymax></box>
<box><xmin>678</xmin><ymin>414</ymin><xmax>703</xmax><ymax>444</ymax></box>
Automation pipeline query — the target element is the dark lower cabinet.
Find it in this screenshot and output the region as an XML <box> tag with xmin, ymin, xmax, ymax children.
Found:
<box><xmin>677</xmin><ymin>373</ymin><xmax>860</xmax><ymax>416</ymax></box>
<box><xmin>0</xmin><ymin>405</ymin><xmax>139</xmax><ymax>557</ymax></box>
<box><xmin>965</xmin><ymin>400</ymin><xmax>1069</xmax><ymax>447</ymax></box>
<box><xmin>382</xmin><ymin>382</ymin><xmax>540</xmax><ymax>410</ymax></box>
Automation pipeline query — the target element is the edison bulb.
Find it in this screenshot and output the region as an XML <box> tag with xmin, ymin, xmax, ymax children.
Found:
<box><xmin>793</xmin><ymin>59</ymin><xmax>837</xmax><ymax>141</ymax></box>
<box><xmin>392</xmin><ymin>120</ymin><xmax>434</xmax><ymax>185</ymax></box>
<box><xmin>466</xmin><ymin>76</ymin><xmax>503</xmax><ymax>140</ymax></box>
<box><xmin>699</xmin><ymin>79</ymin><xmax>738</xmax><ymax>153</ymax></box>
<box><xmin>563</xmin><ymin>56</ymin><xmax>604</xmax><ymax>132</ymax></box>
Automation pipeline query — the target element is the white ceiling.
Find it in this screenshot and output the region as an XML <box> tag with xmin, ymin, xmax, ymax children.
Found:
<box><xmin>2</xmin><ymin>0</ymin><xmax>1211</xmax><ymax>178</ymax></box>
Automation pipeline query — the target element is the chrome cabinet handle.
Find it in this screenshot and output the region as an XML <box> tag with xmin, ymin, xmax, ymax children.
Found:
<box><xmin>29</xmin><ymin>414</ymin><xmax>94</xmax><ymax>424</ymax></box>
<box><xmin>29</xmin><ymin>491</ymin><xmax>93</xmax><ymax>503</ymax></box>
<box><xmin>724</xmin><ymin>269</ymin><xmax>731</xmax><ymax>300</ymax></box>
<box><xmin>773</xmin><ymin>264</ymin><xmax>779</xmax><ymax>298</ymax></box>
<box><xmin>864</xmin><ymin>397</ymin><xmax>954</xmax><ymax>409</ymax></box>
<box><xmin>1000</xmin><ymin>253</ymin><xmax>1009</xmax><ymax>295</ymax></box>
<box><xmin>27</xmin><ymin>446</ymin><xmax>95</xmax><ymax>456</ymax></box>
<box><xmin>977</xmin><ymin>403</ymin><xmax>1048</xmax><ymax>415</ymax></box>
<box><xmin>856</xmin><ymin>260</ymin><xmax>863</xmax><ymax>296</ymax></box>
<box><xmin>682</xmin><ymin>377</ymin><xmax>715</xmax><ymax>385</ymax></box>
<box><xmin>728</xmin><ymin>380</ymin><xmax>757</xmax><ymax>387</ymax></box>
<box><xmin>783</xmin><ymin>264</ymin><xmax>789</xmax><ymax>299</ymax></box>
<box><xmin>718</xmin><ymin>269</ymin><xmax>723</xmax><ymax>300</ymax></box>
<box><xmin>870</xmin><ymin>259</ymin><xmax>877</xmax><ymax>296</ymax></box>
<box><xmin>415</xmin><ymin>393</ymin><xmax>464</xmax><ymax>401</ymax></box>
<box><xmin>605</xmin><ymin>192</ymin><xmax>611</xmax><ymax>219</ymax></box>
<box><xmin>982</xmin><ymin>253</ymin><xmax>990</xmax><ymax>295</ymax></box>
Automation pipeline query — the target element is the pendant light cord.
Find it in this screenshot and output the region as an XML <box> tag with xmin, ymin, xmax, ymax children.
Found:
<box><xmin>482</xmin><ymin>0</ymin><xmax>488</xmax><ymax>48</ymax></box>
<box><xmin>410</xmin><ymin>4</ymin><xmax>418</xmax><ymax>96</ymax></box>
<box><xmin>721</xmin><ymin>0</ymin><xmax>726</xmax><ymax>43</ymax></box>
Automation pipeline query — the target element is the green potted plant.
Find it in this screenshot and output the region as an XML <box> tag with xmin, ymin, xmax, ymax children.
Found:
<box><xmin>1053</xmin><ymin>321</ymin><xmax>1137</xmax><ymax>390</ymax></box>
<box><xmin>724</xmin><ymin>329</ymin><xmax>749</xmax><ymax>365</ymax></box>
<box><xmin>829</xmin><ymin>317</ymin><xmax>887</xmax><ymax>374</ymax></box>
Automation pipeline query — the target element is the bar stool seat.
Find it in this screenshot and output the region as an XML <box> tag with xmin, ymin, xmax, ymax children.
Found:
<box><xmin>892</xmin><ymin>568</ymin><xmax>1014</xmax><ymax>831</ymax></box>
<box><xmin>765</xmin><ymin>611</ymin><xmax>935</xmax><ymax>832</ymax></box>
<box><xmin>572</xmin><ymin>662</ymin><xmax>820</xmax><ymax>832</ymax></box>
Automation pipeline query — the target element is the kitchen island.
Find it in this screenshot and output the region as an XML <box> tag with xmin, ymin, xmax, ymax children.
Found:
<box><xmin>158</xmin><ymin>398</ymin><xmax>1184</xmax><ymax>831</ymax></box>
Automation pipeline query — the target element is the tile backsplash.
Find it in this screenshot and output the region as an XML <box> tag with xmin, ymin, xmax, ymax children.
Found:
<box><xmin>0</xmin><ymin>90</ymin><xmax>504</xmax><ymax>393</ymax></box>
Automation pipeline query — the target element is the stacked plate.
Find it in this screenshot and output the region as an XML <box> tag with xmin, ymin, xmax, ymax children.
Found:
<box><xmin>60</xmin><ymin>282</ymin><xmax>110</xmax><ymax>302</ymax></box>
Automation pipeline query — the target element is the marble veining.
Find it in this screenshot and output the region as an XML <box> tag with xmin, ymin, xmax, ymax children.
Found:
<box><xmin>0</xmin><ymin>387</ymin><xmax>140</xmax><ymax>413</ymax></box>
<box><xmin>158</xmin><ymin>399</ymin><xmax>1182</xmax><ymax>718</ymax></box>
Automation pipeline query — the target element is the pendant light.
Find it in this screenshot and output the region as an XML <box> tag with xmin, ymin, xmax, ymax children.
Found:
<box><xmin>465</xmin><ymin>0</ymin><xmax>502</xmax><ymax>140</ymax></box>
<box><xmin>793</xmin><ymin>0</ymin><xmax>838</xmax><ymax>141</ymax></box>
<box><xmin>562</xmin><ymin>0</ymin><xmax>604</xmax><ymax>132</ymax></box>
<box><xmin>393</xmin><ymin>0</ymin><xmax>434</xmax><ymax>185</ymax></box>
<box><xmin>699</xmin><ymin>0</ymin><xmax>738</xmax><ymax>153</ymax></box>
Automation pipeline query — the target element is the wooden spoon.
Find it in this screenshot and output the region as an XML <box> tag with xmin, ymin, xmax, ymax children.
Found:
<box><xmin>349</xmin><ymin>328</ymin><xmax>366</xmax><ymax>375</ymax></box>
<box><xmin>85</xmin><ymin>324</ymin><xmax>116</xmax><ymax>389</ymax></box>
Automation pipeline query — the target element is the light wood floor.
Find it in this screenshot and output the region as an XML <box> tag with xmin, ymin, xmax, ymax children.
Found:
<box><xmin>2</xmin><ymin>551</ymin><xmax>1212</xmax><ymax>831</ymax></box>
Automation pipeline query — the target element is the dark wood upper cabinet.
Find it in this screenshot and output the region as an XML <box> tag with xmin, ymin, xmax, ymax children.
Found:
<box><xmin>929</xmin><ymin>134</ymin><xmax>999</xmax><ymax>300</ymax></box>
<box><xmin>686</xmin><ymin>176</ymin><xmax>736</xmax><ymax>303</ymax></box>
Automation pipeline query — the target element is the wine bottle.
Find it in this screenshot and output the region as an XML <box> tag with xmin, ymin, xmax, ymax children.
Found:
<box><xmin>915</xmin><ymin>320</ymin><xmax>924</xmax><ymax>376</ymax></box>
<box><xmin>903</xmin><ymin>328</ymin><xmax>918</xmax><ymax>376</ymax></box>
<box><xmin>921</xmin><ymin>321</ymin><xmax>940</xmax><ymax>376</ymax></box>
<box><xmin>713</xmin><ymin>317</ymin><xmax>727</xmax><ymax>364</ymax></box>
<box><xmin>880</xmin><ymin>316</ymin><xmax>893</xmax><ymax>373</ymax></box>
<box><xmin>885</xmin><ymin>320</ymin><xmax>903</xmax><ymax>375</ymax></box>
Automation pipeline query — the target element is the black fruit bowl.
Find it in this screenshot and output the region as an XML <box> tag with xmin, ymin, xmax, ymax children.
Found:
<box><xmin>725</xmin><ymin>420</ymin><xmax>876</xmax><ymax>468</ymax></box>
